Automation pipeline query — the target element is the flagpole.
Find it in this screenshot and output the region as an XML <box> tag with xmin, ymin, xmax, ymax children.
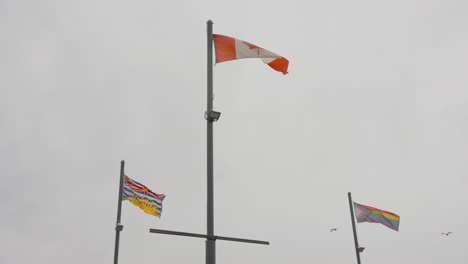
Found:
<box><xmin>206</xmin><ymin>20</ymin><xmax>216</xmax><ymax>264</ymax></box>
<box><xmin>114</xmin><ymin>160</ymin><xmax>125</xmax><ymax>264</ymax></box>
<box><xmin>348</xmin><ymin>192</ymin><xmax>361</xmax><ymax>264</ymax></box>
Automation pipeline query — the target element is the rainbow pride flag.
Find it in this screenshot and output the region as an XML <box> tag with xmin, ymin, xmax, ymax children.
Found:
<box><xmin>353</xmin><ymin>202</ymin><xmax>400</xmax><ymax>231</ymax></box>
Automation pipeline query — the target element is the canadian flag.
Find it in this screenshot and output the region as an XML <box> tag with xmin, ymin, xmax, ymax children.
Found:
<box><xmin>213</xmin><ymin>34</ymin><xmax>289</xmax><ymax>75</ymax></box>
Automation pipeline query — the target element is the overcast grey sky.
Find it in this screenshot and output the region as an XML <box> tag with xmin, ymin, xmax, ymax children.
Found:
<box><xmin>2</xmin><ymin>0</ymin><xmax>468</xmax><ymax>263</ymax></box>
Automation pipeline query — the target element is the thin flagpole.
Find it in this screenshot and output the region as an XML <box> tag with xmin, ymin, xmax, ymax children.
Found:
<box><xmin>206</xmin><ymin>20</ymin><xmax>216</xmax><ymax>264</ymax></box>
<box><xmin>348</xmin><ymin>192</ymin><xmax>361</xmax><ymax>264</ymax></box>
<box><xmin>114</xmin><ymin>160</ymin><xmax>125</xmax><ymax>264</ymax></box>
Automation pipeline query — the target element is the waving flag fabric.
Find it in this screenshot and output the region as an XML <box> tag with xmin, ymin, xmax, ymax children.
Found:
<box><xmin>213</xmin><ymin>34</ymin><xmax>289</xmax><ymax>74</ymax></box>
<box><xmin>353</xmin><ymin>202</ymin><xmax>400</xmax><ymax>231</ymax></box>
<box><xmin>123</xmin><ymin>176</ymin><xmax>165</xmax><ymax>217</ymax></box>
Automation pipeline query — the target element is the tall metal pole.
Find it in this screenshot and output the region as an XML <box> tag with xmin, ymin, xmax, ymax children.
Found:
<box><xmin>348</xmin><ymin>192</ymin><xmax>361</xmax><ymax>264</ymax></box>
<box><xmin>206</xmin><ymin>20</ymin><xmax>216</xmax><ymax>264</ymax></box>
<box><xmin>114</xmin><ymin>160</ymin><xmax>125</xmax><ymax>264</ymax></box>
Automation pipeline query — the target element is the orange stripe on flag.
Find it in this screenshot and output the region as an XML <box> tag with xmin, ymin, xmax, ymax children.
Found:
<box><xmin>213</xmin><ymin>34</ymin><xmax>237</xmax><ymax>63</ymax></box>
<box><xmin>267</xmin><ymin>57</ymin><xmax>289</xmax><ymax>75</ymax></box>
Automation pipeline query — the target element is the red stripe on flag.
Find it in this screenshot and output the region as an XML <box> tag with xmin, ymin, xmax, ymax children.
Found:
<box><xmin>359</xmin><ymin>203</ymin><xmax>400</xmax><ymax>219</ymax></box>
<box><xmin>268</xmin><ymin>57</ymin><xmax>289</xmax><ymax>75</ymax></box>
<box><xmin>213</xmin><ymin>34</ymin><xmax>237</xmax><ymax>63</ymax></box>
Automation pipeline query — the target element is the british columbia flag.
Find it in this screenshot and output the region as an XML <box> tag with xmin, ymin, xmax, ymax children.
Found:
<box><xmin>123</xmin><ymin>176</ymin><xmax>165</xmax><ymax>217</ymax></box>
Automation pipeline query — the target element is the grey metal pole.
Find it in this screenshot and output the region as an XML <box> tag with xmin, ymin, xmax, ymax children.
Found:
<box><xmin>206</xmin><ymin>20</ymin><xmax>216</xmax><ymax>264</ymax></box>
<box><xmin>114</xmin><ymin>160</ymin><xmax>125</xmax><ymax>264</ymax></box>
<box><xmin>348</xmin><ymin>192</ymin><xmax>361</xmax><ymax>264</ymax></box>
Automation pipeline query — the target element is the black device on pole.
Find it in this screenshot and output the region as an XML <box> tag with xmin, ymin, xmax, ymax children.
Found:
<box><xmin>348</xmin><ymin>192</ymin><xmax>362</xmax><ymax>264</ymax></box>
<box><xmin>113</xmin><ymin>160</ymin><xmax>125</xmax><ymax>264</ymax></box>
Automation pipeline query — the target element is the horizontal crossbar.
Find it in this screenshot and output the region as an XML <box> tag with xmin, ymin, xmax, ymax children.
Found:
<box><xmin>149</xmin><ymin>229</ymin><xmax>207</xmax><ymax>239</ymax></box>
<box><xmin>215</xmin><ymin>235</ymin><xmax>269</xmax><ymax>245</ymax></box>
<box><xmin>149</xmin><ymin>228</ymin><xmax>269</xmax><ymax>245</ymax></box>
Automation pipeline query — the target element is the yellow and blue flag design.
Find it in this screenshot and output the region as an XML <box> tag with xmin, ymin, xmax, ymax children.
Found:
<box><xmin>123</xmin><ymin>176</ymin><xmax>165</xmax><ymax>217</ymax></box>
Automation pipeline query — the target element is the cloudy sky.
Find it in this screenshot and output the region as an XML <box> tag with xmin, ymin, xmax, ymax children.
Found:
<box><xmin>2</xmin><ymin>0</ymin><xmax>468</xmax><ymax>263</ymax></box>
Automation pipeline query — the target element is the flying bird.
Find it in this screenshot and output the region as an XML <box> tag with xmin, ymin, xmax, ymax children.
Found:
<box><xmin>330</xmin><ymin>228</ymin><xmax>338</xmax><ymax>232</ymax></box>
<box><xmin>441</xmin><ymin>232</ymin><xmax>453</xmax><ymax>236</ymax></box>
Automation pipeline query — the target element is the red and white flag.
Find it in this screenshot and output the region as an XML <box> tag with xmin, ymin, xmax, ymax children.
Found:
<box><xmin>213</xmin><ymin>34</ymin><xmax>289</xmax><ymax>74</ymax></box>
